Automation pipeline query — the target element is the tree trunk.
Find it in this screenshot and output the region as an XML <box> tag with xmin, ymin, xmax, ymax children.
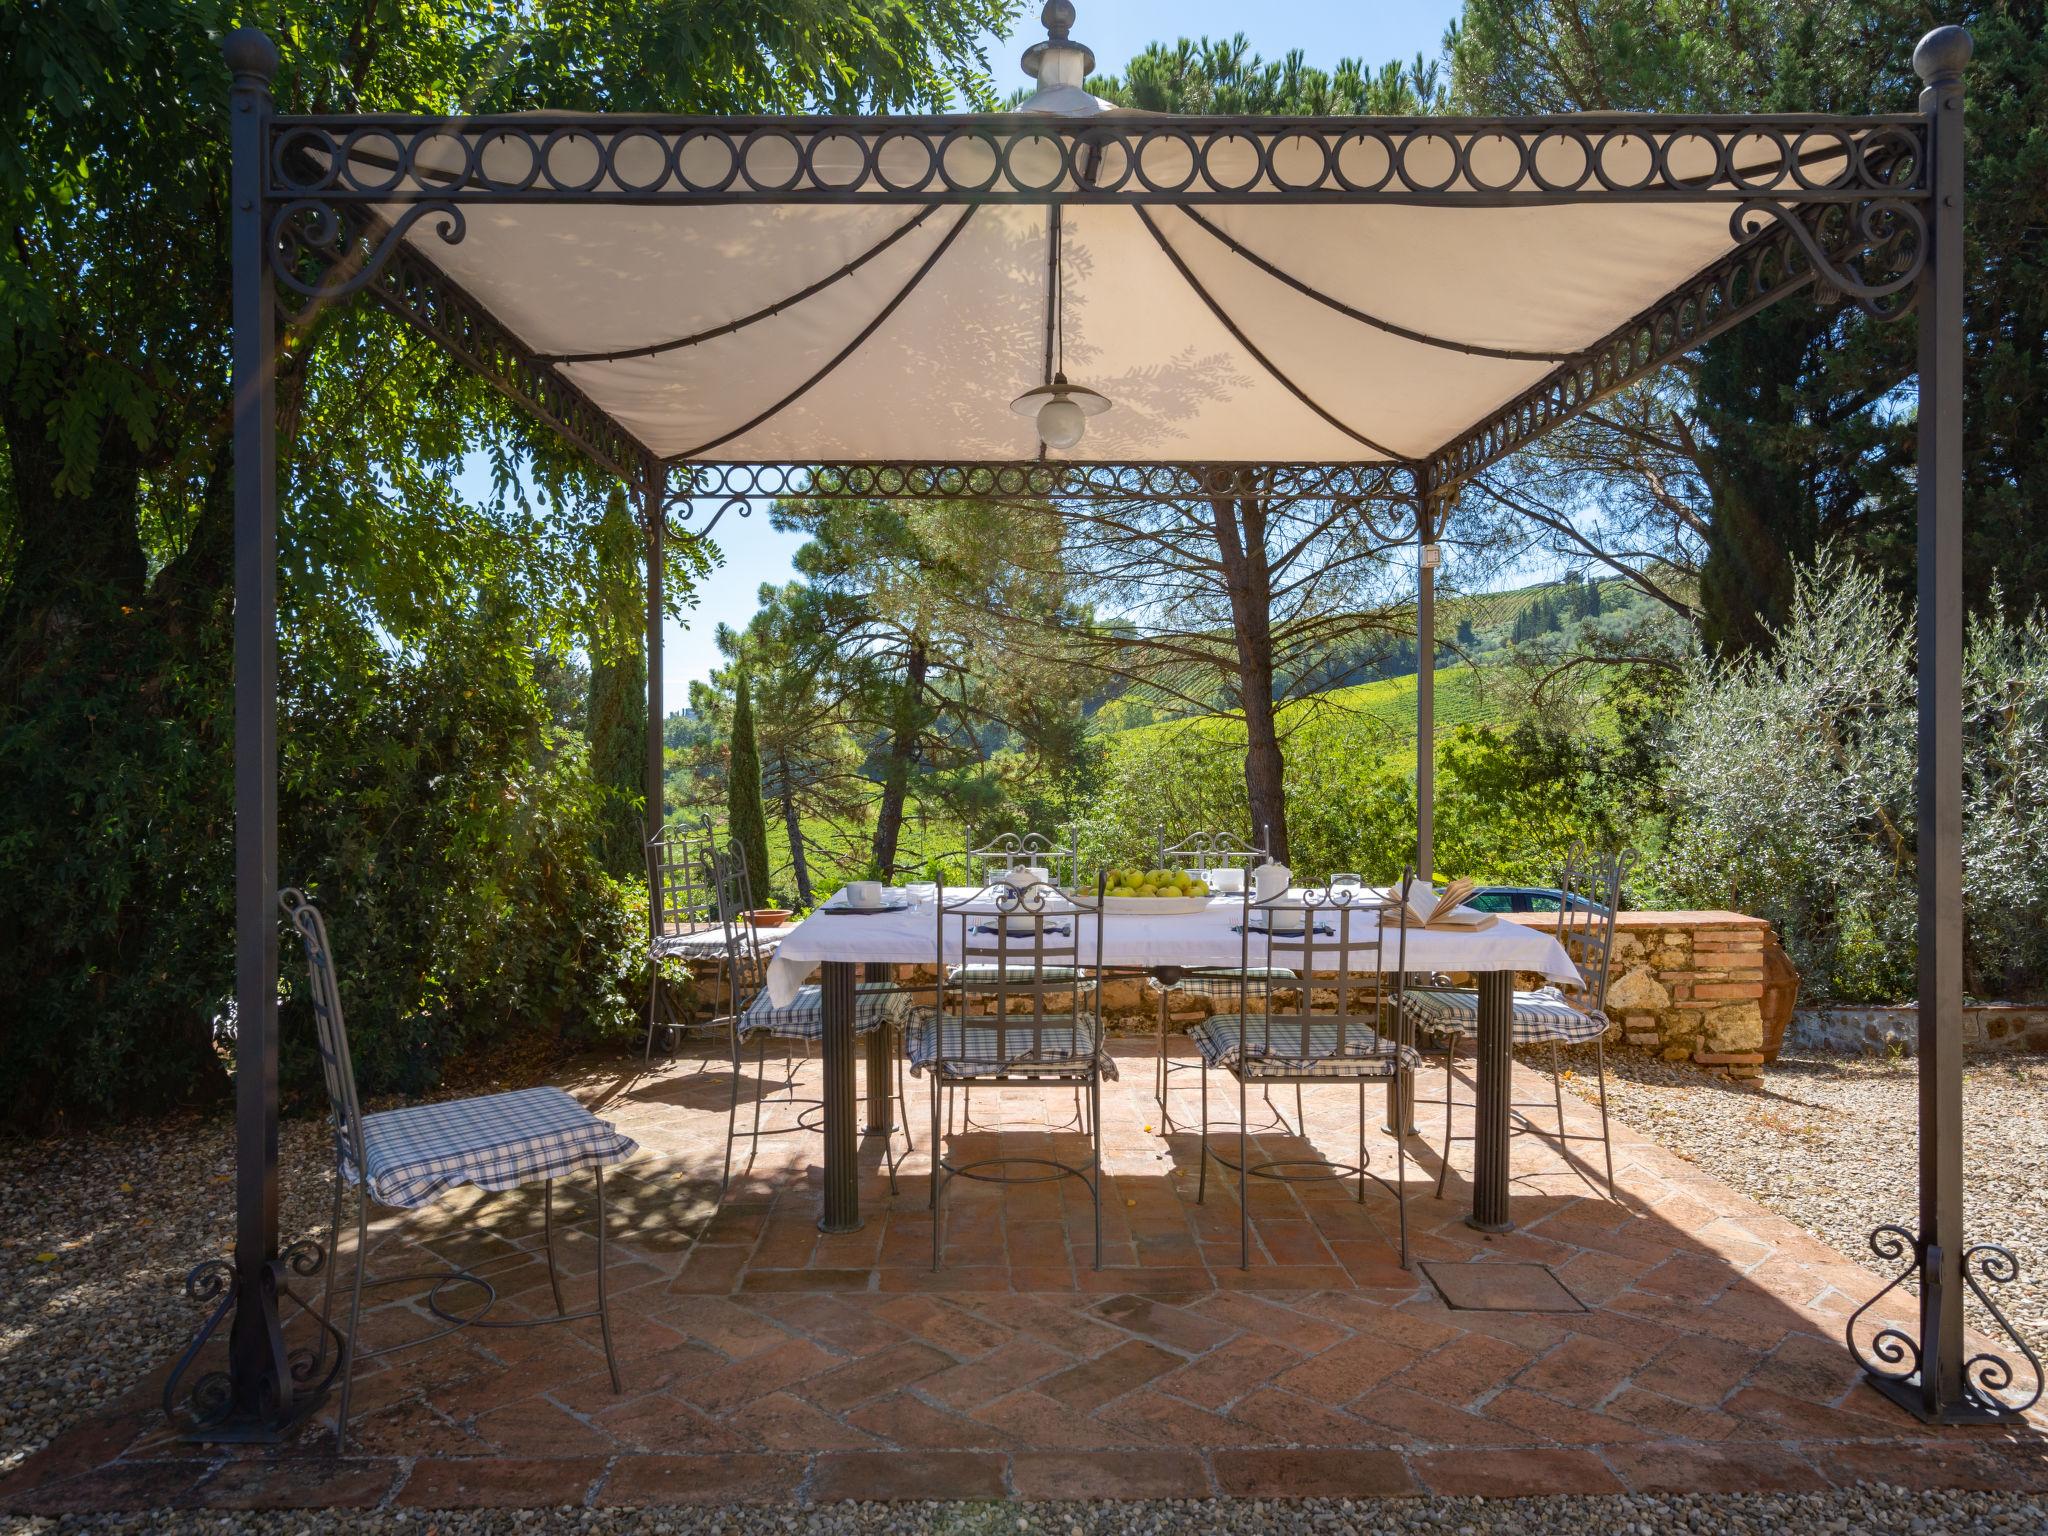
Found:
<box><xmin>0</xmin><ymin>359</ymin><xmax>231</xmax><ymax>1122</ymax></box>
<box><xmin>777</xmin><ymin>754</ymin><xmax>814</xmax><ymax>907</ymax></box>
<box><xmin>871</xmin><ymin>635</ymin><xmax>928</xmax><ymax>880</ymax></box>
<box><xmin>1208</xmin><ymin>490</ymin><xmax>1289</xmax><ymax>862</ymax></box>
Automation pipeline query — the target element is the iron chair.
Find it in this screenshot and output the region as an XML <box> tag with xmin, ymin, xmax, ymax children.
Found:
<box><xmin>1400</xmin><ymin>844</ymin><xmax>1634</xmax><ymax>1202</ymax></box>
<box><xmin>711</xmin><ymin>841</ymin><xmax>916</xmax><ymax>1203</ymax></box>
<box><xmin>964</xmin><ymin>826</ymin><xmax>1083</xmax><ymax>892</ymax></box>
<box><xmin>644</xmin><ymin>816</ymin><xmax>724</xmax><ymax>1060</ymax></box>
<box><xmin>279</xmin><ymin>889</ymin><xmax>633</xmax><ymax>1454</ymax></box>
<box><xmin>950</xmin><ymin>828</ymin><xmax>1085</xmax><ymax>1134</ymax></box>
<box><xmin>911</xmin><ymin>874</ymin><xmax>1113</xmax><ymax>1270</ymax></box>
<box><xmin>1190</xmin><ymin>877</ymin><xmax>1420</xmax><ymax>1271</ymax></box>
<box><xmin>1146</xmin><ymin>826</ymin><xmax>1288</xmax><ymax>1133</ymax></box>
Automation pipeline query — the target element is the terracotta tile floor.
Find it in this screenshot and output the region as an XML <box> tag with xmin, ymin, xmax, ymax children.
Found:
<box><xmin>5</xmin><ymin>1039</ymin><xmax>2045</xmax><ymax>1513</ymax></box>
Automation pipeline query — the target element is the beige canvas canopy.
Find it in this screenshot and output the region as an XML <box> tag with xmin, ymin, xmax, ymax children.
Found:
<box><xmin>329</xmin><ymin>122</ymin><xmax>1880</xmax><ymax>469</ymax></box>
<box><xmin>289</xmin><ymin>0</ymin><xmax>1914</xmax><ymax>480</ymax></box>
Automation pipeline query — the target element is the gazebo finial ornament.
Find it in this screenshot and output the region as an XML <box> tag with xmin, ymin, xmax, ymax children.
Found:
<box><xmin>1015</xmin><ymin>0</ymin><xmax>1111</xmax><ymax>117</ymax></box>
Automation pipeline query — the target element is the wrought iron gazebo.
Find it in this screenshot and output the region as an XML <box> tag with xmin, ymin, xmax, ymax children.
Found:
<box><xmin>203</xmin><ymin>1</ymin><xmax>2006</xmax><ymax>1439</ymax></box>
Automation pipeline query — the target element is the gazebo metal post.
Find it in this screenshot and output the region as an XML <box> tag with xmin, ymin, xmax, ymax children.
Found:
<box><xmin>1414</xmin><ymin>490</ymin><xmax>1437</xmax><ymax>887</ymax></box>
<box><xmin>1388</xmin><ymin>479</ymin><xmax>1436</xmax><ymax>1139</ymax></box>
<box><xmin>223</xmin><ymin>30</ymin><xmax>294</xmax><ymax>1440</ymax></box>
<box><xmin>643</xmin><ymin>458</ymin><xmax>668</xmax><ymax>880</ymax></box>
<box><xmin>1894</xmin><ymin>25</ymin><xmax>1973</xmax><ymax>1423</ymax></box>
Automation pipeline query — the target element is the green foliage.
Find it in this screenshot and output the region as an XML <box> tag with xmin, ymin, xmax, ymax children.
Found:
<box><xmin>1452</xmin><ymin>0</ymin><xmax>2048</xmax><ymax>646</ymax></box>
<box><xmin>278</xmin><ymin>618</ymin><xmax>644</xmax><ymax>1102</ymax></box>
<box><xmin>586</xmin><ymin>487</ymin><xmax>647</xmax><ymax>879</ymax></box>
<box><xmin>1656</xmin><ymin>550</ymin><xmax>2048</xmax><ymax>1002</ymax></box>
<box><xmin>0</xmin><ymin>0</ymin><xmax>1019</xmax><ymax>1125</ymax></box>
<box><xmin>1082</xmin><ymin>34</ymin><xmax>1445</xmax><ymax>114</ymax></box>
<box><xmin>1074</xmin><ymin>699</ymin><xmax>1632</xmax><ymax>891</ymax></box>
<box><xmin>725</xmin><ymin>676</ymin><xmax>774</xmax><ymax>907</ymax></box>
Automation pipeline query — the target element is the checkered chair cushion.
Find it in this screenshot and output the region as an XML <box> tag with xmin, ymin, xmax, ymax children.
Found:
<box><xmin>904</xmin><ymin>1007</ymin><xmax>1117</xmax><ymax>1080</ymax></box>
<box><xmin>650</xmin><ymin>928</ymin><xmax>721</xmax><ymax>959</ymax></box>
<box><xmin>948</xmin><ymin>963</ymin><xmax>1080</xmax><ymax>984</ymax></box>
<box><xmin>1160</xmin><ymin>967</ymin><xmax>1297</xmax><ymax>1002</ymax></box>
<box><xmin>1189</xmin><ymin>1016</ymin><xmax>1420</xmax><ymax>1079</ymax></box>
<box><xmin>346</xmin><ymin>1087</ymin><xmax>637</xmax><ymax>1209</ymax></box>
<box><xmin>1399</xmin><ymin>986</ymin><xmax>1608</xmax><ymax>1045</ymax></box>
<box><xmin>739</xmin><ymin>981</ymin><xmax>910</xmax><ymax>1042</ymax></box>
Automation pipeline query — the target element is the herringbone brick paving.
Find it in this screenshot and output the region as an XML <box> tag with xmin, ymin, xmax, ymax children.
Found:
<box><xmin>4</xmin><ymin>1039</ymin><xmax>2043</xmax><ymax>1511</ymax></box>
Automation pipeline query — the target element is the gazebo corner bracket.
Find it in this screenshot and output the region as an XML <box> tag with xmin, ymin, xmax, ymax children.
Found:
<box><xmin>162</xmin><ymin>1238</ymin><xmax>343</xmax><ymax>1442</ymax></box>
<box><xmin>1848</xmin><ymin>1228</ymin><xmax>2043</xmax><ymax>1424</ymax></box>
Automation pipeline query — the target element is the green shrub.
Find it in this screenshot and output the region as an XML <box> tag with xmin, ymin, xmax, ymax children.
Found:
<box><xmin>274</xmin><ymin>614</ymin><xmax>643</xmax><ymax>1106</ymax></box>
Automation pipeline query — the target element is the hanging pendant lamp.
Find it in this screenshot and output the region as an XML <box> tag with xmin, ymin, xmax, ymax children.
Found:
<box><xmin>1011</xmin><ymin>191</ymin><xmax>1110</xmax><ymax>451</ymax></box>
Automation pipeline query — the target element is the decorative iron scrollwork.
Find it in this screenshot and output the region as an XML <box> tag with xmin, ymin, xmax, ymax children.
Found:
<box><xmin>268</xmin><ymin>198</ymin><xmax>464</xmax><ymax>320</ymax></box>
<box><xmin>1846</xmin><ymin>1225</ymin><xmax>2042</xmax><ymax>1420</ymax></box>
<box><xmin>1845</xmin><ymin>1223</ymin><xmax>1926</xmax><ymax>1386</ymax></box>
<box><xmin>163</xmin><ymin>1239</ymin><xmax>344</xmax><ymax>1438</ymax></box>
<box><xmin>359</xmin><ymin>219</ymin><xmax>648</xmax><ymax>479</ymax></box>
<box><xmin>1729</xmin><ymin>197</ymin><xmax>1926</xmax><ymax>319</ymax></box>
<box><xmin>1961</xmin><ymin>1243</ymin><xmax>2045</xmax><ymax>1415</ymax></box>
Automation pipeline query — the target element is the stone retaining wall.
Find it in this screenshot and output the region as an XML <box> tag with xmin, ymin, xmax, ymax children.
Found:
<box><xmin>1787</xmin><ymin>1002</ymin><xmax>2048</xmax><ymax>1056</ymax></box>
<box><xmin>687</xmin><ymin>908</ymin><xmax>1793</xmax><ymax>1079</ymax></box>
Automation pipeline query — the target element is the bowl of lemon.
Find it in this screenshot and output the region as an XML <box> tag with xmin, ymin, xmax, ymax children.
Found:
<box><xmin>1098</xmin><ymin>868</ymin><xmax>1214</xmax><ymax>916</ymax></box>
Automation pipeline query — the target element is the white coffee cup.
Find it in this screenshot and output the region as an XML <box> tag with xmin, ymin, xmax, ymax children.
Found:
<box><xmin>846</xmin><ymin>880</ymin><xmax>883</xmax><ymax>909</ymax></box>
<box><xmin>1206</xmin><ymin>867</ymin><xmax>1246</xmax><ymax>894</ymax></box>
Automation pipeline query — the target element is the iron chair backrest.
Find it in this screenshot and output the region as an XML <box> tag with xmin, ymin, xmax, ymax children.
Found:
<box><xmin>933</xmin><ymin>875</ymin><xmax>1107</xmax><ymax>1067</ymax></box>
<box><xmin>1230</xmin><ymin>877</ymin><xmax>1408</xmax><ymax>1062</ymax></box>
<box><xmin>1155</xmin><ymin>824</ymin><xmax>1272</xmax><ymax>877</ymax></box>
<box><xmin>966</xmin><ymin>828</ymin><xmax>1082</xmax><ymax>892</ymax></box>
<box><xmin>1554</xmin><ymin>842</ymin><xmax>1633</xmax><ymax>1016</ymax></box>
<box><xmin>710</xmin><ymin>840</ymin><xmax>770</xmax><ymax>1011</ymax></box>
<box><xmin>280</xmin><ymin>889</ymin><xmax>368</xmax><ymax>1183</ymax></box>
<box><xmin>647</xmin><ymin>816</ymin><xmax>721</xmax><ymax>940</ymax></box>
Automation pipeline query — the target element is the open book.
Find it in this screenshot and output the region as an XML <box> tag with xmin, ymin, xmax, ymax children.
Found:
<box><xmin>1401</xmin><ymin>876</ymin><xmax>1496</xmax><ymax>930</ymax></box>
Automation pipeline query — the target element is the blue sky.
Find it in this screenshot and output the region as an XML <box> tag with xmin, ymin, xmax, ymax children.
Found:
<box><xmin>473</xmin><ymin>0</ymin><xmax>1468</xmax><ymax>710</ymax></box>
<box><xmin>978</xmin><ymin>0</ymin><xmax>1464</xmax><ymax>89</ymax></box>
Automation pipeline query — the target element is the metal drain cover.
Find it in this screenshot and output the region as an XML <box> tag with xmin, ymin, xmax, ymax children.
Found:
<box><xmin>1420</xmin><ymin>1260</ymin><xmax>1587</xmax><ymax>1312</ymax></box>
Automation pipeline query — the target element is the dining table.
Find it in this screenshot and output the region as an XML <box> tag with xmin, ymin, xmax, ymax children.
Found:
<box><xmin>761</xmin><ymin>886</ymin><xmax>1581</xmax><ymax>1235</ymax></box>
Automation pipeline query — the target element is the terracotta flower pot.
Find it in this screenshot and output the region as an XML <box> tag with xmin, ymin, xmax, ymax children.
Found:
<box><xmin>748</xmin><ymin>908</ymin><xmax>793</xmax><ymax>928</ymax></box>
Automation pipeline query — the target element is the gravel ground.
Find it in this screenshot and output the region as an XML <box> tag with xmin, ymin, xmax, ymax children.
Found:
<box><xmin>5</xmin><ymin>1488</ymin><xmax>2048</xmax><ymax>1535</ymax></box>
<box><xmin>1567</xmin><ymin>1046</ymin><xmax>2048</xmax><ymax>1361</ymax></box>
<box><xmin>0</xmin><ymin>1115</ymin><xmax>337</xmax><ymax>1479</ymax></box>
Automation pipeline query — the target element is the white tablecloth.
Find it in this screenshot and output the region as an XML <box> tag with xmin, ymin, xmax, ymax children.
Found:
<box><xmin>764</xmin><ymin>888</ymin><xmax>1578</xmax><ymax>1007</ymax></box>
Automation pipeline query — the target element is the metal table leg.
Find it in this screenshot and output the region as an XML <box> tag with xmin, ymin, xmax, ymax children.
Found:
<box><xmin>862</xmin><ymin>960</ymin><xmax>893</xmax><ymax>1139</ymax></box>
<box><xmin>1466</xmin><ymin>969</ymin><xmax>1514</xmax><ymax>1233</ymax></box>
<box><xmin>819</xmin><ymin>960</ymin><xmax>861</xmax><ymax>1233</ymax></box>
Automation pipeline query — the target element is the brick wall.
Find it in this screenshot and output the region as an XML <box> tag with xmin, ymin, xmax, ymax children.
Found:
<box><xmin>1508</xmin><ymin>910</ymin><xmax>1780</xmax><ymax>1081</ymax></box>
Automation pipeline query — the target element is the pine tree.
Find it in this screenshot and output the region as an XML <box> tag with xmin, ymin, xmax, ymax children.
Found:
<box><xmin>726</xmin><ymin>674</ymin><xmax>773</xmax><ymax>907</ymax></box>
<box><xmin>585</xmin><ymin>486</ymin><xmax>647</xmax><ymax>878</ymax></box>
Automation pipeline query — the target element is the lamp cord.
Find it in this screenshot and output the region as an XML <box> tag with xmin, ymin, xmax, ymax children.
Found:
<box><xmin>1043</xmin><ymin>204</ymin><xmax>1063</xmax><ymax>386</ymax></box>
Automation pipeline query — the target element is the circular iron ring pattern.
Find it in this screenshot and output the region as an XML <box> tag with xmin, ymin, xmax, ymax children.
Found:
<box><xmin>270</xmin><ymin>114</ymin><xmax>1927</xmax><ymax>203</ymax></box>
<box><xmin>668</xmin><ymin>461</ymin><xmax>1405</xmax><ymax>509</ymax></box>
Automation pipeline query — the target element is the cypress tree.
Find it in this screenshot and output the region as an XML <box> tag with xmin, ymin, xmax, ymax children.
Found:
<box><xmin>586</xmin><ymin>486</ymin><xmax>647</xmax><ymax>878</ymax></box>
<box><xmin>726</xmin><ymin>674</ymin><xmax>774</xmax><ymax>905</ymax></box>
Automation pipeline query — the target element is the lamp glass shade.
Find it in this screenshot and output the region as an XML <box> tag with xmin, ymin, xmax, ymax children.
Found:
<box><xmin>1037</xmin><ymin>395</ymin><xmax>1087</xmax><ymax>449</ymax></box>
